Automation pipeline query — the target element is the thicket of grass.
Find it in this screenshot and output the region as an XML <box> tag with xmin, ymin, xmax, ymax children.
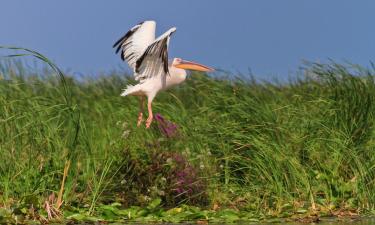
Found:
<box><xmin>1</xmin><ymin>49</ymin><xmax>375</xmax><ymax>222</ymax></box>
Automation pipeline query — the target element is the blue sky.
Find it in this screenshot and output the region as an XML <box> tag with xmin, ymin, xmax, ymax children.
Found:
<box><xmin>1</xmin><ymin>1</ymin><xmax>374</xmax><ymax>79</ymax></box>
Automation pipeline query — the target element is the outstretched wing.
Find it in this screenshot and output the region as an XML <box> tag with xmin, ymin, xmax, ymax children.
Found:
<box><xmin>134</xmin><ymin>27</ymin><xmax>176</xmax><ymax>81</ymax></box>
<box><xmin>113</xmin><ymin>21</ymin><xmax>156</xmax><ymax>70</ymax></box>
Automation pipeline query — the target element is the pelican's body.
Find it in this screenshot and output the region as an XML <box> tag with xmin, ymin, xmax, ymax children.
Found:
<box><xmin>121</xmin><ymin>62</ymin><xmax>187</xmax><ymax>99</ymax></box>
<box><xmin>113</xmin><ymin>20</ymin><xmax>213</xmax><ymax>128</ymax></box>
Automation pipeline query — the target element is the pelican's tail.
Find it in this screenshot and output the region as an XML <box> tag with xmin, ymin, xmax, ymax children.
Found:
<box><xmin>120</xmin><ymin>84</ymin><xmax>141</xmax><ymax>96</ymax></box>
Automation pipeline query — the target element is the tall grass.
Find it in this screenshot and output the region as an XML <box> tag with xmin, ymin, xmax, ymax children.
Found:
<box><xmin>1</xmin><ymin>51</ymin><xmax>375</xmax><ymax>217</ymax></box>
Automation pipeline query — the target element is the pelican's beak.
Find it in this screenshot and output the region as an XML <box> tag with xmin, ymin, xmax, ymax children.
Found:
<box><xmin>175</xmin><ymin>60</ymin><xmax>214</xmax><ymax>72</ymax></box>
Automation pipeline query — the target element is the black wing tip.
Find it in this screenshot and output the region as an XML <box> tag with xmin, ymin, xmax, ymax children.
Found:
<box><xmin>112</xmin><ymin>35</ymin><xmax>125</xmax><ymax>50</ymax></box>
<box><xmin>112</xmin><ymin>31</ymin><xmax>131</xmax><ymax>49</ymax></box>
<box><xmin>112</xmin><ymin>22</ymin><xmax>144</xmax><ymax>50</ymax></box>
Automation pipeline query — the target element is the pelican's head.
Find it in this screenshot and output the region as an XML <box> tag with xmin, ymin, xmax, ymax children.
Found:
<box><xmin>173</xmin><ymin>58</ymin><xmax>214</xmax><ymax>72</ymax></box>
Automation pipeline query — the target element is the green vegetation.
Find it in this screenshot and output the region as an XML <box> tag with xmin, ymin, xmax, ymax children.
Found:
<box><xmin>1</xmin><ymin>48</ymin><xmax>375</xmax><ymax>223</ymax></box>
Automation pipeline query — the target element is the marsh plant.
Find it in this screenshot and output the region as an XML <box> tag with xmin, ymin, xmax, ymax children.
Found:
<box><xmin>1</xmin><ymin>48</ymin><xmax>375</xmax><ymax>222</ymax></box>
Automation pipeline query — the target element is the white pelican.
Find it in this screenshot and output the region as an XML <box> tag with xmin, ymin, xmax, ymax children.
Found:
<box><xmin>113</xmin><ymin>20</ymin><xmax>214</xmax><ymax>128</ymax></box>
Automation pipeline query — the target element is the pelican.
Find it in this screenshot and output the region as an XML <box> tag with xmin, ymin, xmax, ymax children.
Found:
<box><xmin>113</xmin><ymin>20</ymin><xmax>214</xmax><ymax>128</ymax></box>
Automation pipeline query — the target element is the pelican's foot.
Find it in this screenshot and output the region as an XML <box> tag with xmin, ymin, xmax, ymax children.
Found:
<box><xmin>137</xmin><ymin>112</ymin><xmax>143</xmax><ymax>127</ymax></box>
<box><xmin>146</xmin><ymin>115</ymin><xmax>153</xmax><ymax>129</ymax></box>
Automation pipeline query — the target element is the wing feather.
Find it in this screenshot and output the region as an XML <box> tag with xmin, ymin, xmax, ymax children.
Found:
<box><xmin>113</xmin><ymin>21</ymin><xmax>156</xmax><ymax>70</ymax></box>
<box><xmin>135</xmin><ymin>27</ymin><xmax>176</xmax><ymax>81</ymax></box>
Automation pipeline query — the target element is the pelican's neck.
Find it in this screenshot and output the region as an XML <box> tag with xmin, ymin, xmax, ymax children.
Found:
<box><xmin>164</xmin><ymin>65</ymin><xmax>187</xmax><ymax>87</ymax></box>
<box><xmin>170</xmin><ymin>65</ymin><xmax>187</xmax><ymax>79</ymax></box>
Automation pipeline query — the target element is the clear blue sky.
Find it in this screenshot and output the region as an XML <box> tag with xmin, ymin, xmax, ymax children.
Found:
<box><xmin>1</xmin><ymin>1</ymin><xmax>374</xmax><ymax>79</ymax></box>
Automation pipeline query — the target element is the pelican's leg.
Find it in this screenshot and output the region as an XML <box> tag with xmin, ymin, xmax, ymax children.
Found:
<box><xmin>137</xmin><ymin>96</ymin><xmax>145</xmax><ymax>127</ymax></box>
<box><xmin>146</xmin><ymin>100</ymin><xmax>153</xmax><ymax>129</ymax></box>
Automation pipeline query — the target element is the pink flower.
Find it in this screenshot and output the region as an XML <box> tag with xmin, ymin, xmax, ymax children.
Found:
<box><xmin>154</xmin><ymin>113</ymin><xmax>178</xmax><ymax>138</ymax></box>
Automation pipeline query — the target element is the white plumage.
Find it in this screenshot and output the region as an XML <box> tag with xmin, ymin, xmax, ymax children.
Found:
<box><xmin>113</xmin><ymin>21</ymin><xmax>156</xmax><ymax>71</ymax></box>
<box><xmin>113</xmin><ymin>20</ymin><xmax>214</xmax><ymax>128</ymax></box>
